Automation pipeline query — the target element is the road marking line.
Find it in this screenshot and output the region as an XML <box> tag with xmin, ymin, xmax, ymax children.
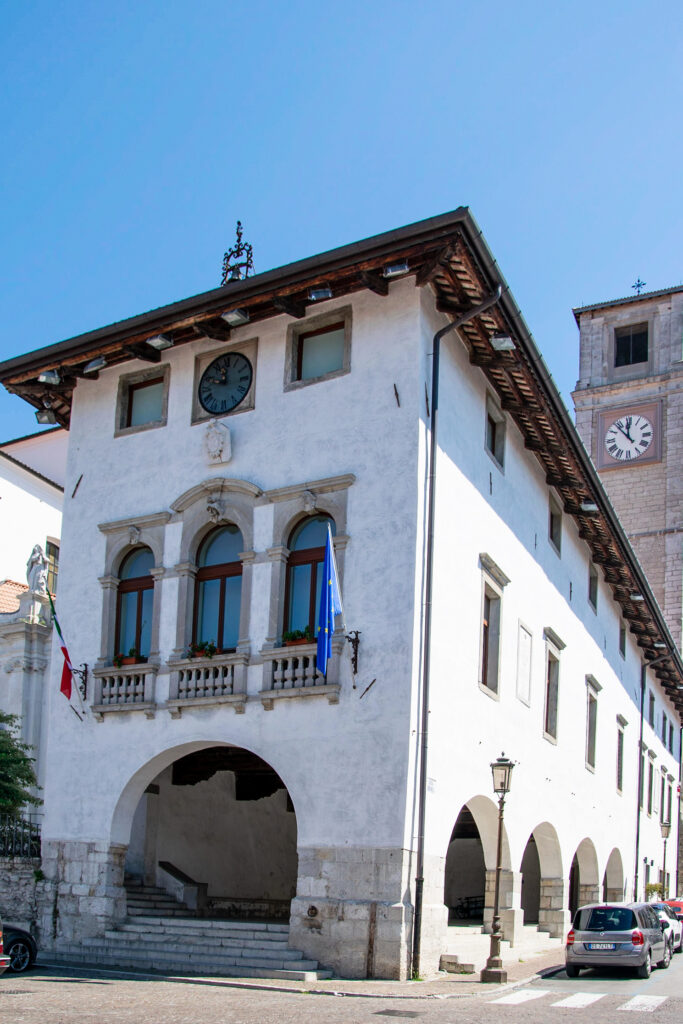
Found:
<box><xmin>491</xmin><ymin>989</ymin><xmax>550</xmax><ymax>1005</ymax></box>
<box><xmin>551</xmin><ymin>992</ymin><xmax>607</xmax><ymax>1008</ymax></box>
<box><xmin>619</xmin><ymin>995</ymin><xmax>667</xmax><ymax>1012</ymax></box>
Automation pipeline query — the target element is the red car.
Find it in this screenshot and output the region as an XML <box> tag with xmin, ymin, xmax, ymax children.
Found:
<box><xmin>0</xmin><ymin>918</ymin><xmax>11</xmax><ymax>976</ymax></box>
<box><xmin>665</xmin><ymin>899</ymin><xmax>683</xmax><ymax>919</ymax></box>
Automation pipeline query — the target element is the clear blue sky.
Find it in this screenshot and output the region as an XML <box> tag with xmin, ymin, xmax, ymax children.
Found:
<box><xmin>1</xmin><ymin>1</ymin><xmax>682</xmax><ymax>439</ymax></box>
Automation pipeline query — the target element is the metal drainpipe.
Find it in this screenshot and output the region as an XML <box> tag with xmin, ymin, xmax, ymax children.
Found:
<box><xmin>633</xmin><ymin>653</ymin><xmax>670</xmax><ymax>902</ymax></box>
<box><xmin>677</xmin><ymin>724</ymin><xmax>682</xmax><ymax>898</ymax></box>
<box><xmin>411</xmin><ymin>284</ymin><xmax>501</xmax><ymax>979</ymax></box>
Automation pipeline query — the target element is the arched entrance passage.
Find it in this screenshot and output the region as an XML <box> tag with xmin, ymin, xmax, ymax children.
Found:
<box><xmin>569</xmin><ymin>838</ymin><xmax>600</xmax><ymax>917</ymax></box>
<box><xmin>520</xmin><ymin>822</ymin><xmax>563</xmax><ymax>927</ymax></box>
<box><xmin>114</xmin><ymin>742</ymin><xmax>298</xmax><ymax>920</ymax></box>
<box><xmin>443</xmin><ymin>796</ymin><xmax>509</xmax><ymax>923</ymax></box>
<box><xmin>602</xmin><ymin>848</ymin><xmax>625</xmax><ymax>902</ymax></box>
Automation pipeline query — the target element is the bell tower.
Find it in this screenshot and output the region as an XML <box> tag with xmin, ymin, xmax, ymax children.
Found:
<box><xmin>572</xmin><ymin>284</ymin><xmax>683</xmax><ymax>651</ymax></box>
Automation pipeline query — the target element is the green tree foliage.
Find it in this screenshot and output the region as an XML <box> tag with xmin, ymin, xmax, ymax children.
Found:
<box><xmin>0</xmin><ymin>711</ymin><xmax>41</xmax><ymax>814</ymax></box>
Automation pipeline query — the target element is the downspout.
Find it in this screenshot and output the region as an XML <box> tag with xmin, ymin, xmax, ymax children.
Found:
<box><xmin>634</xmin><ymin>653</ymin><xmax>669</xmax><ymax>902</ymax></box>
<box><xmin>677</xmin><ymin>724</ymin><xmax>682</xmax><ymax>899</ymax></box>
<box><xmin>411</xmin><ymin>284</ymin><xmax>502</xmax><ymax>979</ymax></box>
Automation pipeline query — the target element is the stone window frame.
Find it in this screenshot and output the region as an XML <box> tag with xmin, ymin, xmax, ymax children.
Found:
<box><xmin>585</xmin><ymin>675</ymin><xmax>601</xmax><ymax>772</ymax></box>
<box><xmin>169</xmin><ymin>477</ymin><xmax>262</xmax><ymax>660</ymax></box>
<box><xmin>284</xmin><ymin>305</ymin><xmax>352</xmax><ymax>393</ymax></box>
<box><xmin>115</xmin><ymin>364</ymin><xmax>170</xmax><ymax>437</ymax></box>
<box><xmin>477</xmin><ymin>553</ymin><xmax>510</xmax><ymax>700</ymax></box>
<box><xmin>484</xmin><ymin>392</ymin><xmax>506</xmax><ymax>470</ymax></box>
<box><xmin>548</xmin><ymin>494</ymin><xmax>562</xmax><ymax>556</ymax></box>
<box><xmin>605</xmin><ymin>314</ymin><xmax>654</xmax><ymax>384</ymax></box>
<box><xmin>619</xmin><ymin>621</ymin><xmax>626</xmax><ymax>659</ymax></box>
<box><xmin>542</xmin><ymin>627</ymin><xmax>565</xmax><ymax>744</ymax></box>
<box><xmin>647</xmin><ymin>750</ymin><xmax>656</xmax><ymax>817</ymax></box>
<box><xmin>588</xmin><ymin>563</ymin><xmax>598</xmax><ymax>612</ymax></box>
<box><xmin>515</xmin><ymin>620</ymin><xmax>533</xmax><ymax>707</ymax></box>
<box><xmin>97</xmin><ymin>512</ymin><xmax>170</xmax><ymax>667</ymax></box>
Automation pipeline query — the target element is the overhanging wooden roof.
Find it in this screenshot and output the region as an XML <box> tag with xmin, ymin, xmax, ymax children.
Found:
<box><xmin>1</xmin><ymin>208</ymin><xmax>681</xmax><ymax>708</ymax></box>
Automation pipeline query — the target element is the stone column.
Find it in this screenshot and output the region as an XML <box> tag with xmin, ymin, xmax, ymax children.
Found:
<box><xmin>263</xmin><ymin>546</ymin><xmax>289</xmax><ymax>650</ymax></box>
<box><xmin>604</xmin><ymin>886</ymin><xmax>624</xmax><ymax>902</ymax></box>
<box><xmin>171</xmin><ymin>563</ymin><xmax>197</xmax><ymax>658</ymax></box>
<box><xmin>579</xmin><ymin>882</ymin><xmax>600</xmax><ymax>906</ymax></box>
<box><xmin>237</xmin><ymin>550</ymin><xmax>255</xmax><ymax>654</ymax></box>
<box><xmin>97</xmin><ymin>575</ymin><xmax>118</xmax><ymax>666</ymax></box>
<box><xmin>148</xmin><ymin>566</ymin><xmax>165</xmax><ymax>663</ymax></box>
<box><xmin>538</xmin><ymin>876</ymin><xmax>570</xmax><ymax>937</ymax></box>
<box><xmin>483</xmin><ymin>869</ymin><xmax>524</xmax><ymax>945</ymax></box>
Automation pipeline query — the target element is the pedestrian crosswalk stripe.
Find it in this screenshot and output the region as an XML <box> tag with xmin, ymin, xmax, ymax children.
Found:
<box><xmin>491</xmin><ymin>990</ymin><xmax>550</xmax><ymax>1005</ymax></box>
<box><xmin>619</xmin><ymin>995</ymin><xmax>667</xmax><ymax>1013</ymax></box>
<box><xmin>551</xmin><ymin>992</ymin><xmax>606</xmax><ymax>1008</ymax></box>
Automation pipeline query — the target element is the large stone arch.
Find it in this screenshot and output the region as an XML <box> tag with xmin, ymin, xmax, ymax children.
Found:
<box><xmin>113</xmin><ymin>738</ymin><xmax>300</xmax><ymax>922</ymax></box>
<box><xmin>569</xmin><ymin>837</ymin><xmax>600</xmax><ymax>915</ymax></box>
<box><xmin>520</xmin><ymin>822</ymin><xmax>566</xmax><ymax>937</ymax></box>
<box><xmin>603</xmin><ymin>847</ymin><xmax>625</xmax><ymax>901</ymax></box>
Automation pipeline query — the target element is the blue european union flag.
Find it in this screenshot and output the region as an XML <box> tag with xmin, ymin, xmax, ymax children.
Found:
<box><xmin>316</xmin><ymin>525</ymin><xmax>344</xmax><ymax>676</ymax></box>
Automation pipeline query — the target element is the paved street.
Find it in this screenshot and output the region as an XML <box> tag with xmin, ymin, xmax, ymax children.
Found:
<box><xmin>2</xmin><ymin>956</ymin><xmax>683</xmax><ymax>1024</ymax></box>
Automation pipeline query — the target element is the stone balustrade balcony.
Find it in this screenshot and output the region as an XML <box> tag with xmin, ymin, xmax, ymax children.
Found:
<box><xmin>92</xmin><ymin>662</ymin><xmax>158</xmax><ymax>721</ymax></box>
<box><xmin>259</xmin><ymin>638</ymin><xmax>342</xmax><ymax>709</ymax></box>
<box><xmin>165</xmin><ymin>651</ymin><xmax>248</xmax><ymax>717</ymax></box>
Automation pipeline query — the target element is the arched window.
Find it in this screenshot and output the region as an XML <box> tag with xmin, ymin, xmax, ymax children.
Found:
<box><xmin>284</xmin><ymin>515</ymin><xmax>336</xmax><ymax>636</ymax></box>
<box><xmin>194</xmin><ymin>525</ymin><xmax>243</xmax><ymax>651</ymax></box>
<box><xmin>116</xmin><ymin>547</ymin><xmax>154</xmax><ymax>659</ymax></box>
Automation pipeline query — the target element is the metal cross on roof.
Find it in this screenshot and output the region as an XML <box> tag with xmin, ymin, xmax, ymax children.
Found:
<box><xmin>632</xmin><ymin>277</ymin><xmax>646</xmax><ymax>295</ymax></box>
<box><xmin>221</xmin><ymin>221</ymin><xmax>254</xmax><ymax>285</ymax></box>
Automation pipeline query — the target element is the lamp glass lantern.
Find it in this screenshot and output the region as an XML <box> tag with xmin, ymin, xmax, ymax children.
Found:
<box><xmin>491</xmin><ymin>754</ymin><xmax>514</xmax><ymax>796</ymax></box>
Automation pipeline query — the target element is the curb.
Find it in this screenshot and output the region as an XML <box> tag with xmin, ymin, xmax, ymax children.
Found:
<box><xmin>36</xmin><ymin>959</ymin><xmax>566</xmax><ymax>1001</ymax></box>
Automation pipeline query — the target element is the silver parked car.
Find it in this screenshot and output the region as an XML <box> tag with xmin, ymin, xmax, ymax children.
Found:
<box><xmin>566</xmin><ymin>902</ymin><xmax>671</xmax><ymax>978</ymax></box>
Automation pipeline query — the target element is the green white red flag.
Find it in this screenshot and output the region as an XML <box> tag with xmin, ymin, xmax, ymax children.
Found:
<box><xmin>47</xmin><ymin>590</ymin><xmax>74</xmax><ymax>700</ymax></box>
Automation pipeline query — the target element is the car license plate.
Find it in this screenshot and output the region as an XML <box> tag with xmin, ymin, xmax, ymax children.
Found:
<box><xmin>587</xmin><ymin>942</ymin><xmax>615</xmax><ymax>950</ymax></box>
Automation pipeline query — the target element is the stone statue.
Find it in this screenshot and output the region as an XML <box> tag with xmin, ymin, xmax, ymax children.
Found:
<box><xmin>26</xmin><ymin>544</ymin><xmax>49</xmax><ymax>594</ymax></box>
<box><xmin>204</xmin><ymin>419</ymin><xmax>231</xmax><ymax>464</ymax></box>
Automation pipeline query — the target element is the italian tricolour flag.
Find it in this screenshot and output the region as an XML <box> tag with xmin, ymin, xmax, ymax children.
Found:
<box><xmin>47</xmin><ymin>591</ymin><xmax>74</xmax><ymax>700</ymax></box>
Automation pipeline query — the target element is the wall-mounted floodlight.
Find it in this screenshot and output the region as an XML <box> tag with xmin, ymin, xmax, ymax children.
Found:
<box><xmin>37</xmin><ymin>369</ymin><xmax>61</xmax><ymax>385</ymax></box>
<box><xmin>146</xmin><ymin>333</ymin><xmax>174</xmax><ymax>351</ymax></box>
<box><xmin>580</xmin><ymin>501</ymin><xmax>599</xmax><ymax>513</ymax></box>
<box><xmin>308</xmin><ymin>287</ymin><xmax>333</xmax><ymax>302</ymax></box>
<box><xmin>490</xmin><ymin>333</ymin><xmax>515</xmax><ymax>352</ymax></box>
<box><xmin>383</xmin><ymin>261</ymin><xmax>409</xmax><ymax>278</ymax></box>
<box><xmin>35</xmin><ymin>408</ymin><xmax>57</xmax><ymax>424</ymax></box>
<box><xmin>83</xmin><ymin>356</ymin><xmax>107</xmax><ymax>374</ymax></box>
<box><xmin>630</xmin><ymin>593</ymin><xmax>645</xmax><ymax>602</ymax></box>
<box><xmin>654</xmin><ymin>642</ymin><xmax>667</xmax><ymax>649</ymax></box>
<box><xmin>221</xmin><ymin>308</ymin><xmax>250</xmax><ymax>327</ymax></box>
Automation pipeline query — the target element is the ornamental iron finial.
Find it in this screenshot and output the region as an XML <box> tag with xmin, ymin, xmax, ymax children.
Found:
<box><xmin>632</xmin><ymin>278</ymin><xmax>646</xmax><ymax>295</ymax></box>
<box><xmin>221</xmin><ymin>221</ymin><xmax>254</xmax><ymax>285</ymax></box>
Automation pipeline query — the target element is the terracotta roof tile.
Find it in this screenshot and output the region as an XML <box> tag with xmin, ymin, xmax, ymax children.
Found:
<box><xmin>0</xmin><ymin>579</ymin><xmax>28</xmax><ymax>613</ymax></box>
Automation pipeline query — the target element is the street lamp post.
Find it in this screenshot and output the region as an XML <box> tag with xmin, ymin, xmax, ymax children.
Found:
<box><xmin>661</xmin><ymin>820</ymin><xmax>671</xmax><ymax>899</ymax></box>
<box><xmin>480</xmin><ymin>754</ymin><xmax>514</xmax><ymax>984</ymax></box>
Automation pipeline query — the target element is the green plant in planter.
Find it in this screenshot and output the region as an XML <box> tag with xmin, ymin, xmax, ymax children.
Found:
<box><xmin>186</xmin><ymin>639</ymin><xmax>217</xmax><ymax>659</ymax></box>
<box><xmin>645</xmin><ymin>882</ymin><xmax>664</xmax><ymax>900</ymax></box>
<box><xmin>282</xmin><ymin>626</ymin><xmax>314</xmax><ymax>644</ymax></box>
<box><xmin>113</xmin><ymin>652</ymin><xmax>124</xmax><ymax>668</ymax></box>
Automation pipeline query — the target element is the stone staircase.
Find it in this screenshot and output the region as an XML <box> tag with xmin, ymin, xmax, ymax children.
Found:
<box><xmin>441</xmin><ymin>922</ymin><xmax>564</xmax><ymax>974</ymax></box>
<box><xmin>41</xmin><ymin>882</ymin><xmax>332</xmax><ymax>981</ymax></box>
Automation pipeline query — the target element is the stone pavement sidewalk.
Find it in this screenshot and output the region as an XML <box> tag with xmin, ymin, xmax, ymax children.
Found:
<box><xmin>38</xmin><ymin>947</ymin><xmax>565</xmax><ymax>1000</ymax></box>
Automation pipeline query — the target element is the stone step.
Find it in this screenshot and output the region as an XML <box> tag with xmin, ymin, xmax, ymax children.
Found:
<box><xmin>128</xmin><ymin>907</ymin><xmax>196</xmax><ymax>917</ymax></box>
<box><xmin>41</xmin><ymin>950</ymin><xmax>332</xmax><ymax>982</ymax></box>
<box><xmin>110</xmin><ymin>928</ymin><xmax>292</xmax><ymax>949</ymax></box>
<box><xmin>79</xmin><ymin>939</ymin><xmax>318</xmax><ymax>968</ymax></box>
<box><xmin>122</xmin><ymin>915</ymin><xmax>288</xmax><ymax>933</ymax></box>
<box><xmin>93</xmin><ymin>937</ymin><xmax>308</xmax><ymax>962</ymax></box>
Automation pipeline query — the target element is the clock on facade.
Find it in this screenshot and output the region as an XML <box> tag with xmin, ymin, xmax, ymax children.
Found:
<box><xmin>597</xmin><ymin>401</ymin><xmax>661</xmax><ymax>470</ymax></box>
<box><xmin>198</xmin><ymin>352</ymin><xmax>253</xmax><ymax>415</ymax></box>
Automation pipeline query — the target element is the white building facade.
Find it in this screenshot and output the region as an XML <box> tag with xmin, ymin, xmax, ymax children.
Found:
<box><xmin>0</xmin><ymin>211</ymin><xmax>680</xmax><ymax>979</ymax></box>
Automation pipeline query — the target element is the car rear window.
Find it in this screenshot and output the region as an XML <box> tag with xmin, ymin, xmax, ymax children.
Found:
<box><xmin>574</xmin><ymin>907</ymin><xmax>637</xmax><ymax>931</ymax></box>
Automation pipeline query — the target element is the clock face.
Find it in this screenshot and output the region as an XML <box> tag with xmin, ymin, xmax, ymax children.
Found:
<box><xmin>604</xmin><ymin>413</ymin><xmax>653</xmax><ymax>462</ymax></box>
<box><xmin>198</xmin><ymin>352</ymin><xmax>253</xmax><ymax>415</ymax></box>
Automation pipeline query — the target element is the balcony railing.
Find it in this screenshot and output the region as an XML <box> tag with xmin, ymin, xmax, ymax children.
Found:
<box><xmin>166</xmin><ymin>652</ymin><xmax>248</xmax><ymax>716</ymax></box>
<box><xmin>0</xmin><ymin>815</ymin><xmax>41</xmax><ymax>859</ymax></box>
<box><xmin>260</xmin><ymin>641</ymin><xmax>341</xmax><ymax>709</ymax></box>
<box><xmin>92</xmin><ymin>663</ymin><xmax>157</xmax><ymax>721</ymax></box>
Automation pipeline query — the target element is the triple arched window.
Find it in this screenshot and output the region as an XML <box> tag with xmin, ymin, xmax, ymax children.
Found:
<box><xmin>284</xmin><ymin>514</ymin><xmax>336</xmax><ymax>636</ymax></box>
<box><xmin>115</xmin><ymin>547</ymin><xmax>154</xmax><ymax>659</ymax></box>
<box><xmin>193</xmin><ymin>525</ymin><xmax>243</xmax><ymax>651</ymax></box>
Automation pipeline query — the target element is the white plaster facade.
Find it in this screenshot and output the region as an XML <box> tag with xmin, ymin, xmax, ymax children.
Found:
<box><xmin>1</xmin><ymin>213</ymin><xmax>681</xmax><ymax>979</ymax></box>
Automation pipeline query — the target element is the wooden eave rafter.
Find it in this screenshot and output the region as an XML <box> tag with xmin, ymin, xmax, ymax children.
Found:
<box><xmin>1</xmin><ymin>207</ymin><xmax>681</xmax><ymax>710</ymax></box>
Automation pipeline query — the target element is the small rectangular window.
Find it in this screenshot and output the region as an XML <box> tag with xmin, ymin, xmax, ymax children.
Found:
<box><xmin>667</xmin><ymin>783</ymin><xmax>673</xmax><ymax>823</ymax></box>
<box><xmin>659</xmin><ymin>774</ymin><xmax>666</xmax><ymax>822</ymax></box>
<box><xmin>639</xmin><ymin>752</ymin><xmax>645</xmax><ymax>809</ymax></box>
<box><xmin>615</xmin><ymin>323</ymin><xmax>648</xmax><ymax>368</ymax></box>
<box><xmin>45</xmin><ymin>540</ymin><xmax>59</xmax><ymax>595</ymax></box>
<box><xmin>669</xmin><ymin>723</ymin><xmax>674</xmax><ymax>754</ymax></box>
<box><xmin>544</xmin><ymin>649</ymin><xmax>559</xmax><ymax>740</ymax></box>
<box><xmin>588</xmin><ymin>564</ymin><xmax>598</xmax><ymax>611</ymax></box>
<box><xmin>648</xmin><ymin>691</ymin><xmax>655</xmax><ymax>728</ymax></box>
<box><xmin>586</xmin><ymin>691</ymin><xmax>598</xmax><ymax>769</ymax></box>
<box><xmin>616</xmin><ymin>728</ymin><xmax>624</xmax><ymax>793</ymax></box>
<box><xmin>480</xmin><ymin>585</ymin><xmax>501</xmax><ymax>694</ymax></box>
<box><xmin>485</xmin><ymin>396</ymin><xmax>505</xmax><ymax>467</ymax></box>
<box><xmin>549</xmin><ymin>497</ymin><xmax>562</xmax><ymax>554</ymax></box>
<box><xmin>662</xmin><ymin>712</ymin><xmax>668</xmax><ymax>746</ymax></box>
<box><xmin>653</xmin><ymin>768</ymin><xmax>660</xmax><ymax>815</ymax></box>
<box><xmin>619</xmin><ymin>623</ymin><xmax>626</xmax><ymax>658</ymax></box>
<box><xmin>297</xmin><ymin>323</ymin><xmax>345</xmax><ymax>381</ymax></box>
<box><xmin>647</xmin><ymin>760</ymin><xmax>654</xmax><ymax>815</ymax></box>
<box><xmin>127</xmin><ymin>378</ymin><xmax>164</xmax><ymax>427</ymax></box>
